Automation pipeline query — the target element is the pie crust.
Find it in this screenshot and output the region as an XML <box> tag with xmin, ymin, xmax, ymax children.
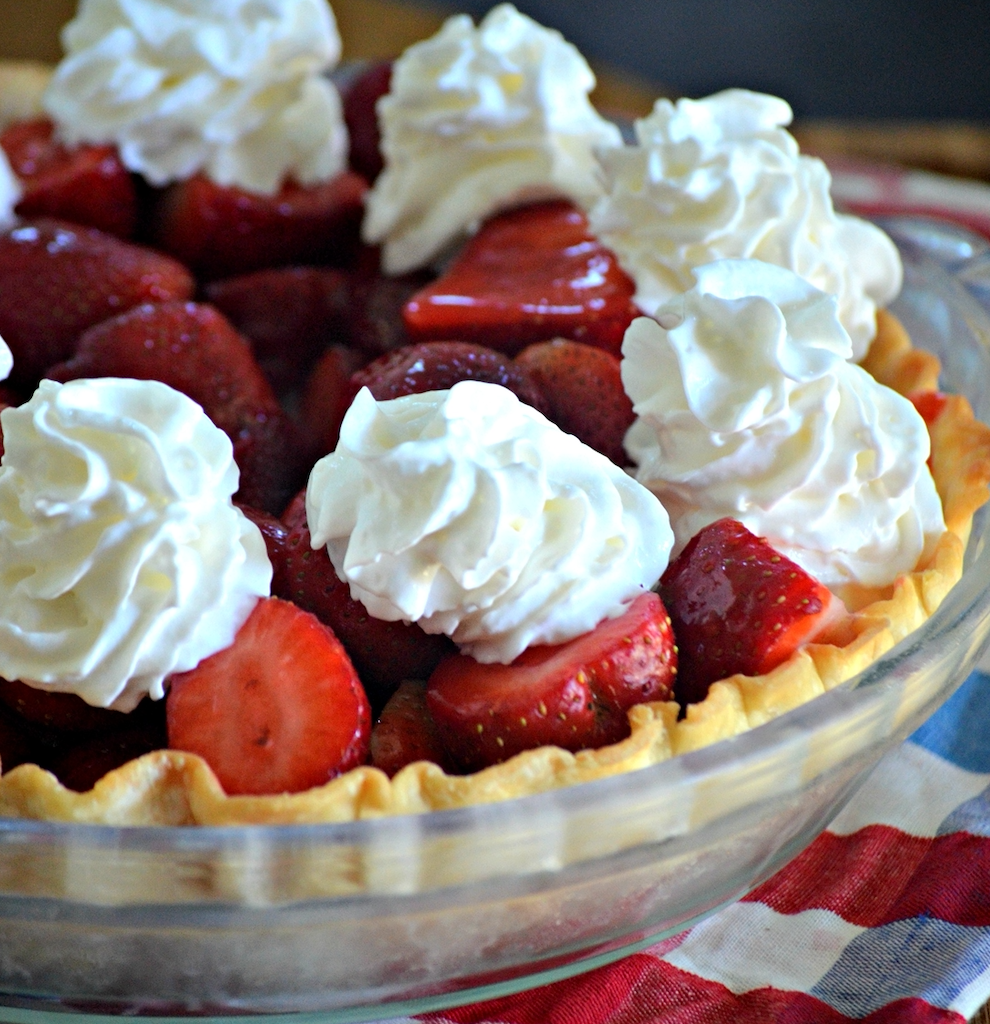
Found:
<box><xmin>0</xmin><ymin>310</ymin><xmax>986</xmax><ymax>825</ymax></box>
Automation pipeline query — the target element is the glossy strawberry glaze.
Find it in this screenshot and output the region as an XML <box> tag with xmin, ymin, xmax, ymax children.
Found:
<box><xmin>403</xmin><ymin>200</ymin><xmax>640</xmax><ymax>356</ymax></box>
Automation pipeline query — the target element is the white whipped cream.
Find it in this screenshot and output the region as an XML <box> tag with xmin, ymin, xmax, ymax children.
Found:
<box><xmin>0</xmin><ymin>333</ymin><xmax>12</xmax><ymax>382</ymax></box>
<box><xmin>623</xmin><ymin>259</ymin><xmax>944</xmax><ymax>593</ymax></box>
<box><xmin>0</xmin><ymin>378</ymin><xmax>271</xmax><ymax>711</ymax></box>
<box><xmin>307</xmin><ymin>380</ymin><xmax>672</xmax><ymax>662</ymax></box>
<box><xmin>43</xmin><ymin>0</ymin><xmax>348</xmax><ymax>195</ymax></box>
<box><xmin>362</xmin><ymin>2</ymin><xmax>622</xmax><ymax>274</ymax></box>
<box><xmin>590</xmin><ymin>89</ymin><xmax>902</xmax><ymax>360</ymax></box>
<box><xmin>0</xmin><ymin>148</ymin><xmax>21</xmax><ymax>229</ymax></box>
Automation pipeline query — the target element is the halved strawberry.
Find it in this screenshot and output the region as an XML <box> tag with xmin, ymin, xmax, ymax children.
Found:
<box><xmin>340</xmin><ymin>61</ymin><xmax>392</xmax><ymax>183</ymax></box>
<box><xmin>204</xmin><ymin>266</ymin><xmax>351</xmax><ymax>396</ymax></box>
<box><xmin>0</xmin><ymin>218</ymin><xmax>194</xmax><ymax>388</ymax></box>
<box><xmin>0</xmin><ymin>117</ymin><xmax>137</xmax><ymax>238</ymax></box>
<box><xmin>47</xmin><ymin>300</ymin><xmax>308</xmax><ymax>513</ymax></box>
<box><xmin>277</xmin><ymin>491</ymin><xmax>455</xmax><ymax>711</ymax></box>
<box><xmin>149</xmin><ymin>171</ymin><xmax>367</xmax><ymax>280</ymax></box>
<box><xmin>166</xmin><ymin>597</ymin><xmax>371</xmax><ymax>796</ymax></box>
<box><xmin>515</xmin><ymin>339</ymin><xmax>634</xmax><ymax>465</ymax></box>
<box><xmin>345</xmin><ymin>258</ymin><xmax>432</xmax><ymax>358</ymax></box>
<box><xmin>299</xmin><ymin>345</ymin><xmax>365</xmax><ymax>458</ymax></box>
<box><xmin>369</xmin><ymin>679</ymin><xmax>457</xmax><ymax>777</ymax></box>
<box><xmin>426</xmin><ymin>591</ymin><xmax>676</xmax><ymax>772</ymax></box>
<box><xmin>350</xmin><ymin>340</ymin><xmax>547</xmax><ymax>413</ymax></box>
<box><xmin>403</xmin><ymin>201</ymin><xmax>639</xmax><ymax>356</ymax></box>
<box><xmin>659</xmin><ymin>518</ymin><xmax>836</xmax><ymax>706</ymax></box>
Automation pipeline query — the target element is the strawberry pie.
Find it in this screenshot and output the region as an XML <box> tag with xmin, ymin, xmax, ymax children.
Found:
<box><xmin>0</xmin><ymin>0</ymin><xmax>986</xmax><ymax>826</ymax></box>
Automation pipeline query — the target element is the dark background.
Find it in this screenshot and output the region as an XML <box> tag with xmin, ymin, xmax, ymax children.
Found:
<box><xmin>437</xmin><ymin>0</ymin><xmax>990</xmax><ymax>120</ymax></box>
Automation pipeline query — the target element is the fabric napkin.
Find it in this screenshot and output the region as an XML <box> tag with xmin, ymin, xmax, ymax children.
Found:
<box><xmin>368</xmin><ymin>665</ymin><xmax>990</xmax><ymax>1024</ymax></box>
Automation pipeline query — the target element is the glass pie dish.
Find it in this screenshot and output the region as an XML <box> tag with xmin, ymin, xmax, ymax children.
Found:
<box><xmin>0</xmin><ymin>218</ymin><xmax>988</xmax><ymax>1023</ymax></box>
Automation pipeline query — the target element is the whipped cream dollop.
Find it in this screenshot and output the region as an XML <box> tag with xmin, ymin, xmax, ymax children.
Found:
<box><xmin>0</xmin><ymin>378</ymin><xmax>271</xmax><ymax>711</ymax></box>
<box><xmin>363</xmin><ymin>2</ymin><xmax>623</xmax><ymax>274</ymax></box>
<box><xmin>590</xmin><ymin>89</ymin><xmax>902</xmax><ymax>360</ymax></box>
<box><xmin>623</xmin><ymin>259</ymin><xmax>944</xmax><ymax>593</ymax></box>
<box><xmin>0</xmin><ymin>148</ymin><xmax>21</xmax><ymax>229</ymax></box>
<box><xmin>43</xmin><ymin>0</ymin><xmax>348</xmax><ymax>195</ymax></box>
<box><xmin>307</xmin><ymin>380</ymin><xmax>672</xmax><ymax>662</ymax></box>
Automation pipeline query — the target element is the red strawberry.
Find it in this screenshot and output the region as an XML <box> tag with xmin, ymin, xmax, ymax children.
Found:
<box><xmin>277</xmin><ymin>491</ymin><xmax>455</xmax><ymax>712</ymax></box>
<box><xmin>426</xmin><ymin>591</ymin><xmax>677</xmax><ymax>772</ymax></box>
<box><xmin>47</xmin><ymin>300</ymin><xmax>308</xmax><ymax>513</ymax></box>
<box><xmin>403</xmin><ymin>201</ymin><xmax>639</xmax><ymax>356</ymax></box>
<box><xmin>0</xmin><ymin>678</ymin><xmax>131</xmax><ymax>734</ymax></box>
<box><xmin>166</xmin><ymin>597</ymin><xmax>371</xmax><ymax>796</ymax></box>
<box><xmin>46</xmin><ymin>699</ymin><xmax>167</xmax><ymax>793</ymax></box>
<box><xmin>340</xmin><ymin>61</ymin><xmax>392</xmax><ymax>183</ymax></box>
<box><xmin>149</xmin><ymin>171</ymin><xmax>367</xmax><ymax>280</ymax></box>
<box><xmin>350</xmin><ymin>340</ymin><xmax>548</xmax><ymax>413</ymax></box>
<box><xmin>345</xmin><ymin>258</ymin><xmax>432</xmax><ymax>358</ymax></box>
<box><xmin>909</xmin><ymin>391</ymin><xmax>948</xmax><ymax>427</ymax></box>
<box><xmin>369</xmin><ymin>679</ymin><xmax>457</xmax><ymax>777</ymax></box>
<box><xmin>515</xmin><ymin>339</ymin><xmax>634</xmax><ymax>465</ymax></box>
<box><xmin>299</xmin><ymin>345</ymin><xmax>365</xmax><ymax>457</ymax></box>
<box><xmin>659</xmin><ymin>518</ymin><xmax>836</xmax><ymax>706</ymax></box>
<box><xmin>204</xmin><ymin>266</ymin><xmax>351</xmax><ymax>396</ymax></box>
<box><xmin>0</xmin><ymin>117</ymin><xmax>137</xmax><ymax>238</ymax></box>
<box><xmin>0</xmin><ymin>704</ymin><xmax>46</xmax><ymax>774</ymax></box>
<box><xmin>0</xmin><ymin>218</ymin><xmax>194</xmax><ymax>388</ymax></box>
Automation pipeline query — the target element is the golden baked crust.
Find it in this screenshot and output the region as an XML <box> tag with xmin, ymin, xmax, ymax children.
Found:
<box><xmin>0</xmin><ymin>311</ymin><xmax>987</xmax><ymax>825</ymax></box>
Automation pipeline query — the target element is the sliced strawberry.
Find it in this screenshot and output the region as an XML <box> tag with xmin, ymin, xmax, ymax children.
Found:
<box><xmin>340</xmin><ymin>61</ymin><xmax>392</xmax><ymax>183</ymax></box>
<box><xmin>909</xmin><ymin>390</ymin><xmax>949</xmax><ymax>428</ymax></box>
<box><xmin>0</xmin><ymin>218</ymin><xmax>194</xmax><ymax>388</ymax></box>
<box><xmin>47</xmin><ymin>300</ymin><xmax>308</xmax><ymax>513</ymax></box>
<box><xmin>660</xmin><ymin>518</ymin><xmax>836</xmax><ymax>706</ymax></box>
<box><xmin>277</xmin><ymin>491</ymin><xmax>455</xmax><ymax>712</ymax></box>
<box><xmin>166</xmin><ymin>597</ymin><xmax>371</xmax><ymax>796</ymax></box>
<box><xmin>149</xmin><ymin>171</ymin><xmax>367</xmax><ymax>280</ymax></box>
<box><xmin>299</xmin><ymin>345</ymin><xmax>365</xmax><ymax>457</ymax></box>
<box><xmin>403</xmin><ymin>201</ymin><xmax>639</xmax><ymax>356</ymax></box>
<box><xmin>0</xmin><ymin>118</ymin><xmax>137</xmax><ymax>238</ymax></box>
<box><xmin>369</xmin><ymin>679</ymin><xmax>457</xmax><ymax>777</ymax></box>
<box><xmin>515</xmin><ymin>339</ymin><xmax>634</xmax><ymax>465</ymax></box>
<box><xmin>426</xmin><ymin>591</ymin><xmax>676</xmax><ymax>772</ymax></box>
<box><xmin>204</xmin><ymin>266</ymin><xmax>351</xmax><ymax>396</ymax></box>
<box><xmin>350</xmin><ymin>340</ymin><xmax>548</xmax><ymax>413</ymax></box>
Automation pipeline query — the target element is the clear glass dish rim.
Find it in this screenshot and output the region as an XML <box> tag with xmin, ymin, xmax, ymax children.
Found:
<box><xmin>0</xmin><ymin>216</ymin><xmax>987</xmax><ymax>864</ymax></box>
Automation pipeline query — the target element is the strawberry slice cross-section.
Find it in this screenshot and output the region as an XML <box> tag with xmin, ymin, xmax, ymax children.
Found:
<box><xmin>166</xmin><ymin>597</ymin><xmax>372</xmax><ymax>796</ymax></box>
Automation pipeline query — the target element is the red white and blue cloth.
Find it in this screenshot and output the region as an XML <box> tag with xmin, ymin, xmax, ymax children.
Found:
<box><xmin>386</xmin><ymin>665</ymin><xmax>990</xmax><ymax>1024</ymax></box>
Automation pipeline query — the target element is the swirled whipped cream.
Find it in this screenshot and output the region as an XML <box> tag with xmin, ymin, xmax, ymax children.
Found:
<box><xmin>43</xmin><ymin>0</ymin><xmax>348</xmax><ymax>195</ymax></box>
<box><xmin>307</xmin><ymin>380</ymin><xmax>672</xmax><ymax>662</ymax></box>
<box><xmin>0</xmin><ymin>377</ymin><xmax>271</xmax><ymax>711</ymax></box>
<box><xmin>362</xmin><ymin>2</ymin><xmax>622</xmax><ymax>275</ymax></box>
<box><xmin>623</xmin><ymin>259</ymin><xmax>944</xmax><ymax>593</ymax></box>
<box><xmin>590</xmin><ymin>89</ymin><xmax>902</xmax><ymax>360</ymax></box>
<box><xmin>0</xmin><ymin>148</ymin><xmax>21</xmax><ymax>229</ymax></box>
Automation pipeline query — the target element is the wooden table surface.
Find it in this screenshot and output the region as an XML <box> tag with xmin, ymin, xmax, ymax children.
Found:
<box><xmin>2</xmin><ymin>1</ymin><xmax>989</xmax><ymax>1019</ymax></box>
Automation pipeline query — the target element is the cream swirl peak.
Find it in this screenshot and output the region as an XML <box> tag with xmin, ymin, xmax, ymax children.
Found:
<box><xmin>362</xmin><ymin>2</ymin><xmax>622</xmax><ymax>275</ymax></box>
<box><xmin>590</xmin><ymin>89</ymin><xmax>902</xmax><ymax>360</ymax></box>
<box><xmin>43</xmin><ymin>0</ymin><xmax>348</xmax><ymax>195</ymax></box>
<box><xmin>0</xmin><ymin>149</ymin><xmax>21</xmax><ymax>230</ymax></box>
<box><xmin>0</xmin><ymin>378</ymin><xmax>271</xmax><ymax>711</ymax></box>
<box><xmin>307</xmin><ymin>380</ymin><xmax>672</xmax><ymax>663</ymax></box>
<box><xmin>623</xmin><ymin>259</ymin><xmax>944</xmax><ymax>595</ymax></box>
